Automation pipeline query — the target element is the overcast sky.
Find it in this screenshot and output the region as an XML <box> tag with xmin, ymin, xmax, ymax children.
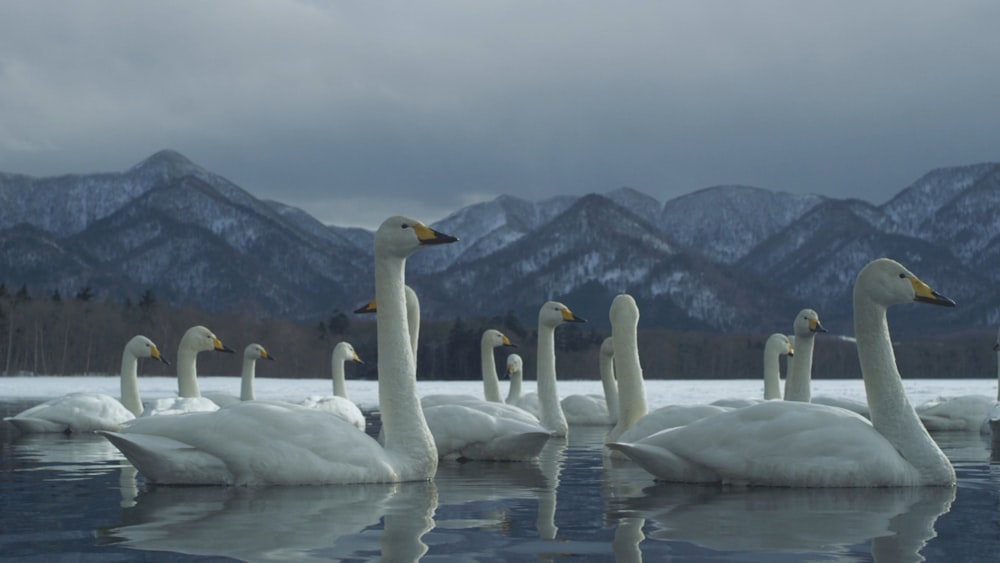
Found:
<box><xmin>2</xmin><ymin>2</ymin><xmax>999</xmax><ymax>230</ymax></box>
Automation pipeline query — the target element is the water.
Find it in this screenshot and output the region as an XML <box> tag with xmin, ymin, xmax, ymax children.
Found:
<box><xmin>2</xmin><ymin>378</ymin><xmax>999</xmax><ymax>561</ymax></box>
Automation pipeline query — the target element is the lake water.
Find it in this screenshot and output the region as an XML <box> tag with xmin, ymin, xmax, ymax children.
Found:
<box><xmin>2</xmin><ymin>377</ymin><xmax>999</xmax><ymax>562</ymax></box>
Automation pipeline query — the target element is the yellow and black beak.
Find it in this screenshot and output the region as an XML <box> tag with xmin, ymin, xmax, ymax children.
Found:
<box><xmin>413</xmin><ymin>223</ymin><xmax>458</xmax><ymax>246</ymax></box>
<box><xmin>809</xmin><ymin>319</ymin><xmax>827</xmax><ymax>334</ymax></box>
<box><xmin>910</xmin><ymin>277</ymin><xmax>956</xmax><ymax>307</ymax></box>
<box><xmin>501</xmin><ymin>334</ymin><xmax>517</xmax><ymax>348</ymax></box>
<box><xmin>562</xmin><ymin>307</ymin><xmax>587</xmax><ymax>323</ymax></box>
<box><xmin>262</xmin><ymin>349</ymin><xmax>275</xmax><ymax>361</ymax></box>
<box><xmin>353</xmin><ymin>351</ymin><xmax>364</xmax><ymax>364</ymax></box>
<box><xmin>355</xmin><ymin>299</ymin><xmax>377</xmax><ymax>314</ymax></box>
<box><xmin>213</xmin><ymin>337</ymin><xmax>235</xmax><ymax>354</ymax></box>
<box><xmin>151</xmin><ymin>346</ymin><xmax>171</xmax><ymax>366</ymax></box>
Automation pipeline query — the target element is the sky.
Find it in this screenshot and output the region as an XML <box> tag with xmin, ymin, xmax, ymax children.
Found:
<box><xmin>1</xmin><ymin>1</ymin><xmax>999</xmax><ymax>230</ymax></box>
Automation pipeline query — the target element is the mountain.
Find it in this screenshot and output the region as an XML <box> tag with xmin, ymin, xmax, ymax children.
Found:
<box><xmin>1</xmin><ymin>150</ymin><xmax>999</xmax><ymax>335</ymax></box>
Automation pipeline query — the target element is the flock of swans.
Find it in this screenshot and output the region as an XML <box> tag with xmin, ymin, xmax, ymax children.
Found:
<box><xmin>4</xmin><ymin>214</ymin><xmax>996</xmax><ymax>490</ymax></box>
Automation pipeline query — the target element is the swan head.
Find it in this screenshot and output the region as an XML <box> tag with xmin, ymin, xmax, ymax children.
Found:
<box><xmin>600</xmin><ymin>336</ymin><xmax>615</xmax><ymax>359</ymax></box>
<box><xmin>793</xmin><ymin>309</ymin><xmax>827</xmax><ymax>337</ymax></box>
<box><xmin>506</xmin><ymin>353</ymin><xmax>523</xmax><ymax>376</ymax></box>
<box><xmin>181</xmin><ymin>325</ymin><xmax>234</xmax><ymax>355</ymax></box>
<box><xmin>245</xmin><ymin>343</ymin><xmax>274</xmax><ymax>361</ymax></box>
<box><xmin>610</xmin><ymin>294</ymin><xmax>639</xmax><ymax>329</ymax></box>
<box><xmin>334</xmin><ymin>341</ymin><xmax>364</xmax><ymax>364</ymax></box>
<box><xmin>539</xmin><ymin>301</ymin><xmax>587</xmax><ymax>328</ymax></box>
<box><xmin>855</xmin><ymin>258</ymin><xmax>955</xmax><ymax>309</ymax></box>
<box><xmin>375</xmin><ymin>215</ymin><xmax>458</xmax><ymax>258</ymax></box>
<box><xmin>127</xmin><ymin>335</ymin><xmax>170</xmax><ymax>365</ymax></box>
<box><xmin>765</xmin><ymin>333</ymin><xmax>794</xmax><ymax>357</ymax></box>
<box><xmin>483</xmin><ymin>329</ymin><xmax>517</xmax><ymax>349</ymax></box>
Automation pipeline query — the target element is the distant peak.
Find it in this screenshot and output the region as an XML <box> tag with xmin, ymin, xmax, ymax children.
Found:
<box><xmin>129</xmin><ymin>149</ymin><xmax>199</xmax><ymax>173</ymax></box>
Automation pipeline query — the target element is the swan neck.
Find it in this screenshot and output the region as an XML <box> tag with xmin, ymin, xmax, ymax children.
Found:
<box><xmin>375</xmin><ymin>249</ymin><xmax>438</xmax><ymax>470</ymax></box>
<box><xmin>855</xmin><ymin>293</ymin><xmax>953</xmax><ymax>484</ymax></box>
<box><xmin>996</xmin><ymin>350</ymin><xmax>1000</xmax><ymax>401</ymax></box>
<box><xmin>481</xmin><ymin>340</ymin><xmax>503</xmax><ymax>402</ymax></box>
<box><xmin>783</xmin><ymin>335</ymin><xmax>815</xmax><ymax>402</ymax></box>
<box><xmin>537</xmin><ymin>324</ymin><xmax>568</xmax><ymax>435</ymax></box>
<box><xmin>119</xmin><ymin>349</ymin><xmax>143</xmax><ymax>417</ymax></box>
<box><xmin>612</xmin><ymin>321</ymin><xmax>647</xmax><ymax>433</ymax></box>
<box><xmin>240</xmin><ymin>358</ymin><xmax>256</xmax><ymax>401</ymax></box>
<box><xmin>506</xmin><ymin>369</ymin><xmax>522</xmax><ymax>402</ymax></box>
<box><xmin>763</xmin><ymin>348</ymin><xmax>781</xmax><ymax>400</ymax></box>
<box><xmin>600</xmin><ymin>355</ymin><xmax>620</xmax><ymax>420</ymax></box>
<box><xmin>332</xmin><ymin>357</ymin><xmax>348</xmax><ymax>399</ymax></box>
<box><xmin>176</xmin><ymin>347</ymin><xmax>201</xmax><ymax>398</ymax></box>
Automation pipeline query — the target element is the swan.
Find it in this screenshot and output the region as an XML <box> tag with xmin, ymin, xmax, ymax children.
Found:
<box><xmin>203</xmin><ymin>343</ymin><xmax>274</xmax><ymax>407</ymax></box>
<box><xmin>532</xmin><ymin>301</ymin><xmax>587</xmax><ymax>437</ymax></box>
<box><xmin>782</xmin><ymin>309</ymin><xmax>826</xmax><ymax>402</ymax></box>
<box><xmin>99</xmin><ymin>215</ymin><xmax>457</xmax><ymax>485</ymax></box>
<box><xmin>143</xmin><ymin>325</ymin><xmax>234</xmax><ymax>416</ymax></box>
<box><xmin>360</xmin><ymin>286</ymin><xmax>548</xmax><ymax>459</ymax></box>
<box><xmin>607</xmin><ymin>258</ymin><xmax>958</xmax><ymax>486</ymax></box>
<box><xmin>420</xmin><ymin>329</ymin><xmax>518</xmax><ymax>407</ymax></box>
<box><xmin>505</xmin><ymin>353</ymin><xmax>542</xmax><ymax>417</ymax></box>
<box><xmin>604</xmin><ymin>294</ymin><xmax>731</xmax><ymax>456</ymax></box>
<box><xmin>712</xmin><ymin>333</ymin><xmax>794</xmax><ymax>408</ymax></box>
<box><xmin>560</xmin><ymin>336</ymin><xmax>617</xmax><ymax>426</ymax></box>
<box><xmin>299</xmin><ymin>341</ymin><xmax>367</xmax><ymax>431</ymax></box>
<box><xmin>4</xmin><ymin>335</ymin><xmax>168</xmax><ymax>434</ymax></box>
<box><xmin>914</xmin><ymin>328</ymin><xmax>995</xmax><ymax>433</ymax></box>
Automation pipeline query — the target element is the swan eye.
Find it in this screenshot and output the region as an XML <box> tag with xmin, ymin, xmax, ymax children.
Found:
<box><xmin>898</xmin><ymin>273</ymin><xmax>906</xmax><ymax>279</ymax></box>
<box><xmin>401</xmin><ymin>223</ymin><xmax>410</xmax><ymax>229</ymax></box>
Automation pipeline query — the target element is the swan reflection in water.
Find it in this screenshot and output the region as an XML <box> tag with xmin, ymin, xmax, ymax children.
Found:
<box><xmin>10</xmin><ymin>433</ymin><xmax>125</xmax><ymax>479</ymax></box>
<box><xmin>100</xmin><ymin>476</ymin><xmax>438</xmax><ymax>562</ymax></box>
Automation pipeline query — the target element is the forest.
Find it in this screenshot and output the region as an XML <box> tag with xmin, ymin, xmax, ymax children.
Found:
<box><xmin>0</xmin><ymin>283</ymin><xmax>996</xmax><ymax>383</ymax></box>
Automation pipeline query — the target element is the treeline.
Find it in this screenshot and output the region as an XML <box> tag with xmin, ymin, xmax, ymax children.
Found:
<box><xmin>0</xmin><ymin>283</ymin><xmax>995</xmax><ymax>381</ymax></box>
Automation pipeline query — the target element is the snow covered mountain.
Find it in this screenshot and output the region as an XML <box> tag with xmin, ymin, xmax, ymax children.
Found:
<box><xmin>1</xmin><ymin>151</ymin><xmax>998</xmax><ymax>334</ymax></box>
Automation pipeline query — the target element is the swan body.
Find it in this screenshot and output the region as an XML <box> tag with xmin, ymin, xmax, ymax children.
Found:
<box><xmin>916</xmin><ymin>395</ymin><xmax>992</xmax><ymax>433</ymax></box>
<box><xmin>604</xmin><ymin>294</ymin><xmax>730</xmax><ymax>453</ymax></box>
<box><xmin>204</xmin><ymin>343</ymin><xmax>274</xmax><ymax>407</ymax></box>
<box><xmin>783</xmin><ymin>309</ymin><xmax>827</xmax><ymax>402</ymax></box>
<box><xmin>144</xmin><ymin>326</ymin><xmax>233</xmax><ymax>416</ymax></box>
<box><xmin>4</xmin><ymin>336</ymin><xmax>167</xmax><ymax>434</ymax></box>
<box><xmin>608</xmin><ymin>258</ymin><xmax>958</xmax><ymax>487</ymax></box>
<box><xmin>300</xmin><ymin>341</ymin><xmax>366</xmax><ymax>430</ymax></box>
<box><xmin>101</xmin><ymin>215</ymin><xmax>457</xmax><ymax>485</ymax></box>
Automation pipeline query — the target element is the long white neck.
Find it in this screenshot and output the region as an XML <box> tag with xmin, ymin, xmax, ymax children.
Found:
<box><xmin>176</xmin><ymin>346</ymin><xmax>201</xmax><ymax>398</ymax></box>
<box><xmin>996</xmin><ymin>348</ymin><xmax>1000</xmax><ymax>402</ymax></box>
<box><xmin>855</xmin><ymin>294</ymin><xmax>953</xmax><ymax>484</ymax></box>
<box><xmin>240</xmin><ymin>357</ymin><xmax>256</xmax><ymax>401</ymax></box>
<box><xmin>119</xmin><ymin>349</ymin><xmax>143</xmax><ymax>417</ymax></box>
<box><xmin>608</xmin><ymin>318</ymin><xmax>647</xmax><ymax>442</ymax></box>
<box><xmin>481</xmin><ymin>339</ymin><xmax>503</xmax><ymax>403</ymax></box>
<box><xmin>506</xmin><ymin>367</ymin><xmax>522</xmax><ymax>403</ymax></box>
<box><xmin>763</xmin><ymin>346</ymin><xmax>782</xmax><ymax>401</ymax></box>
<box><xmin>376</xmin><ymin>249</ymin><xmax>437</xmax><ymax>472</ymax></box>
<box><xmin>600</xmin><ymin>353</ymin><xmax>619</xmax><ymax>421</ymax></box>
<box><xmin>406</xmin><ymin>287</ymin><xmax>420</xmax><ymax>362</ymax></box>
<box><xmin>783</xmin><ymin>335</ymin><xmax>815</xmax><ymax>402</ymax></box>
<box><xmin>332</xmin><ymin>356</ymin><xmax>348</xmax><ymax>399</ymax></box>
<box><xmin>537</xmin><ymin>324</ymin><xmax>568</xmax><ymax>436</ymax></box>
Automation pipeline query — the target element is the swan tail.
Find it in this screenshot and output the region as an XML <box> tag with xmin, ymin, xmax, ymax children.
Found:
<box><xmin>98</xmin><ymin>431</ymin><xmax>232</xmax><ymax>485</ymax></box>
<box><xmin>4</xmin><ymin>416</ymin><xmax>68</xmax><ymax>434</ymax></box>
<box><xmin>605</xmin><ymin>442</ymin><xmax>720</xmax><ymax>484</ymax></box>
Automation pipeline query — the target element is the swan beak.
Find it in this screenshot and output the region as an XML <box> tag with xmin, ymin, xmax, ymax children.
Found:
<box><xmin>562</xmin><ymin>307</ymin><xmax>587</xmax><ymax>323</ymax></box>
<box><xmin>262</xmin><ymin>350</ymin><xmax>276</xmax><ymax>361</ymax></box>
<box><xmin>353</xmin><ymin>351</ymin><xmax>364</xmax><ymax>364</ymax></box>
<box><xmin>213</xmin><ymin>337</ymin><xmax>236</xmax><ymax>354</ymax></box>
<box><xmin>151</xmin><ymin>347</ymin><xmax>171</xmax><ymax>366</ymax></box>
<box><xmin>413</xmin><ymin>223</ymin><xmax>458</xmax><ymax>246</ymax></box>
<box><xmin>354</xmin><ymin>299</ymin><xmax>377</xmax><ymax>314</ymax></box>
<box><xmin>910</xmin><ymin>277</ymin><xmax>956</xmax><ymax>307</ymax></box>
<box><xmin>809</xmin><ymin>319</ymin><xmax>827</xmax><ymax>333</ymax></box>
<box><xmin>501</xmin><ymin>334</ymin><xmax>517</xmax><ymax>348</ymax></box>
<box><xmin>787</xmin><ymin>345</ymin><xmax>795</xmax><ymax>357</ymax></box>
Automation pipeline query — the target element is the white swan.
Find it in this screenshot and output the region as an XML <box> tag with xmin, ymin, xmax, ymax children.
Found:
<box><xmin>99</xmin><ymin>215</ymin><xmax>457</xmax><ymax>485</ymax></box>
<box><xmin>300</xmin><ymin>341</ymin><xmax>367</xmax><ymax>431</ymax></box>
<box><xmin>604</xmin><ymin>294</ymin><xmax>731</xmax><ymax>456</ymax></box>
<box><xmin>914</xmin><ymin>328</ymin><xmax>995</xmax><ymax>433</ymax></box>
<box><xmin>4</xmin><ymin>335</ymin><xmax>168</xmax><ymax>434</ymax></box>
<box><xmin>505</xmin><ymin>353</ymin><xmax>542</xmax><ymax>417</ymax></box>
<box><xmin>607</xmin><ymin>258</ymin><xmax>958</xmax><ymax>486</ymax></box>
<box><xmin>712</xmin><ymin>333</ymin><xmax>794</xmax><ymax>408</ymax></box>
<box><xmin>143</xmin><ymin>325</ymin><xmax>233</xmax><ymax>416</ymax></box>
<box><xmin>203</xmin><ymin>343</ymin><xmax>274</xmax><ymax>407</ymax></box>
<box><xmin>783</xmin><ymin>309</ymin><xmax>826</xmax><ymax>402</ymax></box>
<box><xmin>561</xmin><ymin>336</ymin><xmax>617</xmax><ymax>426</ymax></box>
<box><xmin>420</xmin><ymin>329</ymin><xmax>518</xmax><ymax>407</ymax></box>
<box><xmin>533</xmin><ymin>301</ymin><xmax>587</xmax><ymax>437</ymax></box>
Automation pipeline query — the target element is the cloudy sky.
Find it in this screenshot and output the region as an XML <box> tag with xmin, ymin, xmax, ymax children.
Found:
<box><xmin>2</xmin><ymin>2</ymin><xmax>999</xmax><ymax>230</ymax></box>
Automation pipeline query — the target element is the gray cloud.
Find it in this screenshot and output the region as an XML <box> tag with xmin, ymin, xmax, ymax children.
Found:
<box><xmin>2</xmin><ymin>1</ymin><xmax>999</xmax><ymax>229</ymax></box>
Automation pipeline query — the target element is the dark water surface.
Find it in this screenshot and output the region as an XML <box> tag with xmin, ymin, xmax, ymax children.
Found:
<box><xmin>2</xmin><ymin>400</ymin><xmax>999</xmax><ymax>562</ymax></box>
